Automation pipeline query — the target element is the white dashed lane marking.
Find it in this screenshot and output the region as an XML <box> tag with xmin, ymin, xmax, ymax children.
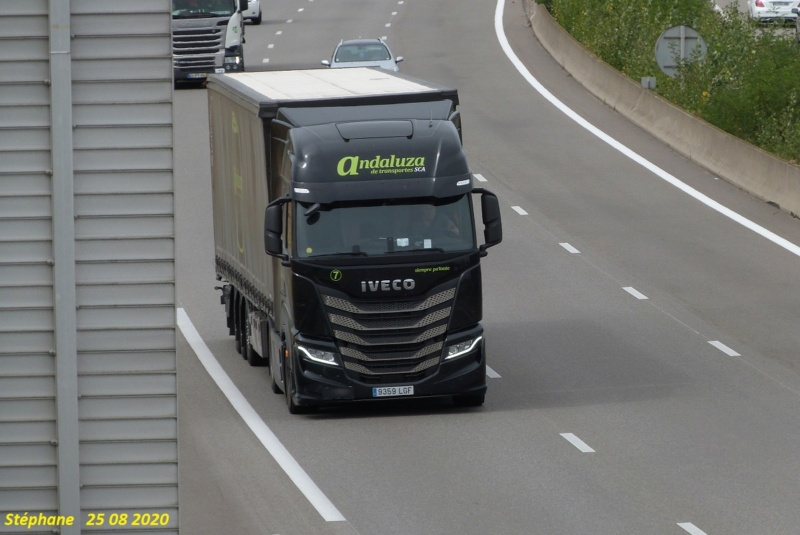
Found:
<box><xmin>560</xmin><ymin>433</ymin><xmax>595</xmax><ymax>453</ymax></box>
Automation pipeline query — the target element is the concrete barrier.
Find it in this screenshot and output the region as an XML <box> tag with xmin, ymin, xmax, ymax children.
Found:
<box><xmin>524</xmin><ymin>1</ymin><xmax>800</xmax><ymax>218</ymax></box>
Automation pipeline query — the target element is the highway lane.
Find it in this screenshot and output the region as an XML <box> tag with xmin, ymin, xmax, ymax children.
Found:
<box><xmin>176</xmin><ymin>0</ymin><xmax>800</xmax><ymax>533</ymax></box>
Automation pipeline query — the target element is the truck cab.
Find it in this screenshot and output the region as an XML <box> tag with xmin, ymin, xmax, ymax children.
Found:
<box><xmin>263</xmin><ymin>105</ymin><xmax>501</xmax><ymax>412</ymax></box>
<box><xmin>172</xmin><ymin>0</ymin><xmax>247</xmax><ymax>84</ymax></box>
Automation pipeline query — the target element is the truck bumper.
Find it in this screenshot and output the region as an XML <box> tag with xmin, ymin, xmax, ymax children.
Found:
<box><xmin>173</xmin><ymin>50</ymin><xmax>244</xmax><ymax>83</ymax></box>
<box><xmin>289</xmin><ymin>326</ymin><xmax>487</xmax><ymax>407</ymax></box>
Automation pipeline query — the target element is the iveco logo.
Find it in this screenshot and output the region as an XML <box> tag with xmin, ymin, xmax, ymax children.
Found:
<box><xmin>360</xmin><ymin>279</ymin><xmax>416</xmax><ymax>292</ymax></box>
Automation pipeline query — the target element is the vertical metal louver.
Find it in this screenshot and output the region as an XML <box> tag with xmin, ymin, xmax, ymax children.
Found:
<box><xmin>0</xmin><ymin>1</ymin><xmax>177</xmax><ymax>532</ymax></box>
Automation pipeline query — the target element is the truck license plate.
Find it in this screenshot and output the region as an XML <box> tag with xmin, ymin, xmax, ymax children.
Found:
<box><xmin>372</xmin><ymin>386</ymin><xmax>414</xmax><ymax>398</ymax></box>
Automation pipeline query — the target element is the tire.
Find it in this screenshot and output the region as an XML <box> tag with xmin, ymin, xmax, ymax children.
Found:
<box><xmin>245</xmin><ymin>340</ymin><xmax>268</xmax><ymax>366</ymax></box>
<box><xmin>452</xmin><ymin>394</ymin><xmax>485</xmax><ymax>407</ymax></box>
<box><xmin>234</xmin><ymin>298</ymin><xmax>243</xmax><ymax>356</ymax></box>
<box><xmin>253</xmin><ymin>11</ymin><xmax>262</xmax><ymax>25</ymax></box>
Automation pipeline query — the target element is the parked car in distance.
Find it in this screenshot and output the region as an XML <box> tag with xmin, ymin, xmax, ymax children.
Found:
<box><xmin>749</xmin><ymin>0</ymin><xmax>800</xmax><ymax>23</ymax></box>
<box><xmin>243</xmin><ymin>0</ymin><xmax>261</xmax><ymax>24</ymax></box>
<box><xmin>322</xmin><ymin>38</ymin><xmax>404</xmax><ymax>72</ymax></box>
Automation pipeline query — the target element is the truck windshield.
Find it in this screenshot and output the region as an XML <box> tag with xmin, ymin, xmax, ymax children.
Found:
<box><xmin>172</xmin><ymin>0</ymin><xmax>236</xmax><ymax>17</ymax></box>
<box><xmin>296</xmin><ymin>196</ymin><xmax>475</xmax><ymax>258</ymax></box>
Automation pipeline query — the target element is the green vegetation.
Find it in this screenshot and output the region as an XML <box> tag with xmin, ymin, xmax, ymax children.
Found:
<box><xmin>539</xmin><ymin>0</ymin><xmax>800</xmax><ymax>163</ymax></box>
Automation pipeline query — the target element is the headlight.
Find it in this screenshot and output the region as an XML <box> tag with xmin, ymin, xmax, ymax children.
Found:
<box><xmin>444</xmin><ymin>336</ymin><xmax>482</xmax><ymax>360</ymax></box>
<box><xmin>224</xmin><ymin>56</ymin><xmax>242</xmax><ymax>65</ymax></box>
<box><xmin>297</xmin><ymin>345</ymin><xmax>339</xmax><ymax>366</ymax></box>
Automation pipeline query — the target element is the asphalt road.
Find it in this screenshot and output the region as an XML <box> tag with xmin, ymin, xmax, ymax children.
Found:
<box><xmin>174</xmin><ymin>1</ymin><xmax>800</xmax><ymax>534</ymax></box>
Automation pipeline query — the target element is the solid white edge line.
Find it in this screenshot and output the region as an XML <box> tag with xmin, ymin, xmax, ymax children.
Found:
<box><xmin>176</xmin><ymin>308</ymin><xmax>346</xmax><ymax>522</ymax></box>
<box><xmin>678</xmin><ymin>522</ymin><xmax>708</xmax><ymax>535</ymax></box>
<box><xmin>495</xmin><ymin>0</ymin><xmax>800</xmax><ymax>260</ymax></box>
<box><xmin>560</xmin><ymin>433</ymin><xmax>595</xmax><ymax>453</ymax></box>
<box><xmin>708</xmin><ymin>340</ymin><xmax>741</xmax><ymax>357</ymax></box>
<box><xmin>486</xmin><ymin>365</ymin><xmax>501</xmax><ymax>378</ymax></box>
<box><xmin>622</xmin><ymin>286</ymin><xmax>649</xmax><ymax>300</ymax></box>
<box><xmin>559</xmin><ymin>242</ymin><xmax>580</xmax><ymax>254</ymax></box>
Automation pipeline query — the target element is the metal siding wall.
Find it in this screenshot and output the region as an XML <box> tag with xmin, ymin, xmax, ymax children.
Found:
<box><xmin>0</xmin><ymin>1</ymin><xmax>59</xmax><ymax>530</ymax></box>
<box><xmin>0</xmin><ymin>0</ymin><xmax>177</xmax><ymax>532</ymax></box>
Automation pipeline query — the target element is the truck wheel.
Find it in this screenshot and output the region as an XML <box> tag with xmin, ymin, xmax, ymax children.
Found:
<box><xmin>253</xmin><ymin>11</ymin><xmax>262</xmax><ymax>24</ymax></box>
<box><xmin>246</xmin><ymin>343</ymin><xmax>267</xmax><ymax>366</ymax></box>
<box><xmin>234</xmin><ymin>296</ymin><xmax>243</xmax><ymax>355</ymax></box>
<box><xmin>452</xmin><ymin>394</ymin><xmax>485</xmax><ymax>407</ymax></box>
<box><xmin>235</xmin><ymin>310</ymin><xmax>244</xmax><ymax>356</ymax></box>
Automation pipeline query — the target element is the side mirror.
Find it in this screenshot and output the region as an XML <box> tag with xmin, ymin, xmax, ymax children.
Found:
<box><xmin>264</xmin><ymin>198</ymin><xmax>289</xmax><ymax>263</ymax></box>
<box><xmin>395</xmin><ymin>56</ymin><xmax>404</xmax><ymax>64</ymax></box>
<box><xmin>238</xmin><ymin>0</ymin><xmax>248</xmax><ymax>12</ymax></box>
<box><xmin>321</xmin><ymin>60</ymin><xmax>331</xmax><ymax>67</ymax></box>
<box><xmin>477</xmin><ymin>190</ymin><xmax>502</xmax><ymax>256</ymax></box>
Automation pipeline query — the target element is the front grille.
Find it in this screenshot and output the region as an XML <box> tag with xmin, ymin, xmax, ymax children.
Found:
<box><xmin>173</xmin><ymin>27</ymin><xmax>224</xmax><ymax>54</ymax></box>
<box><xmin>333</xmin><ymin>324</ymin><xmax>447</xmax><ymax>346</ymax></box>
<box><xmin>344</xmin><ymin>357</ymin><xmax>441</xmax><ymax>376</ymax></box>
<box><xmin>321</xmin><ymin>286</ymin><xmax>456</xmax><ymax>382</ymax></box>
<box><xmin>173</xmin><ymin>26</ymin><xmax>224</xmax><ymax>71</ymax></box>
<box><xmin>329</xmin><ymin>307</ymin><xmax>451</xmax><ymax>331</ymax></box>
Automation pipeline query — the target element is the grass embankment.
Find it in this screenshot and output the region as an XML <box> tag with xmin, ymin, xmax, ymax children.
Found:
<box><xmin>539</xmin><ymin>0</ymin><xmax>800</xmax><ymax>163</ymax></box>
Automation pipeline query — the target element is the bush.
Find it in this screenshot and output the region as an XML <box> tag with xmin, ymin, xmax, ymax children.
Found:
<box><xmin>547</xmin><ymin>0</ymin><xmax>800</xmax><ymax>162</ymax></box>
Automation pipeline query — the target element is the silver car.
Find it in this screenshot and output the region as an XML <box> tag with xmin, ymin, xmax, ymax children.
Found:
<box><xmin>322</xmin><ymin>38</ymin><xmax>404</xmax><ymax>72</ymax></box>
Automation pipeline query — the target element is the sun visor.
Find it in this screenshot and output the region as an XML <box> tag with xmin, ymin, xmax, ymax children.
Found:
<box><xmin>291</xmin><ymin>173</ymin><xmax>474</xmax><ymax>203</ymax></box>
<box><xmin>288</xmin><ymin>118</ymin><xmax>469</xmax><ymax>198</ymax></box>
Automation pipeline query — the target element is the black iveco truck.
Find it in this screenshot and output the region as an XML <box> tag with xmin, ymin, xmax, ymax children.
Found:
<box><xmin>206</xmin><ymin>69</ymin><xmax>502</xmax><ymax>413</ymax></box>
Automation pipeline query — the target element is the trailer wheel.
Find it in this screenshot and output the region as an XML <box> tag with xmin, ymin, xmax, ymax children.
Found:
<box><xmin>234</xmin><ymin>295</ymin><xmax>243</xmax><ymax>355</ymax></box>
<box><xmin>237</xmin><ymin>296</ymin><xmax>250</xmax><ymax>358</ymax></box>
